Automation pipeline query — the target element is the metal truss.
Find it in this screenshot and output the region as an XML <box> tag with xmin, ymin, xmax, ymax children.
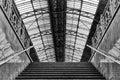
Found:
<box><xmin>30</xmin><ymin>0</ymin><xmax>49</xmax><ymax>61</ymax></box>
<box><xmin>67</xmin><ymin>7</ymin><xmax>94</xmax><ymax>19</ymax></box>
<box><xmin>21</xmin><ymin>7</ymin><xmax>49</xmax><ymax>19</ymax></box>
<box><xmin>71</xmin><ymin>0</ymin><xmax>83</xmax><ymax>61</ymax></box>
<box><xmin>48</xmin><ymin>0</ymin><xmax>66</xmax><ymax>62</ymax></box>
<box><xmin>14</xmin><ymin>0</ymin><xmax>100</xmax><ymax>62</ymax></box>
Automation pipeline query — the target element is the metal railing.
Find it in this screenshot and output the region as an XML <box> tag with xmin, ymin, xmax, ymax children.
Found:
<box><xmin>89</xmin><ymin>0</ymin><xmax>120</xmax><ymax>63</ymax></box>
<box><xmin>0</xmin><ymin>46</ymin><xmax>34</xmax><ymax>66</ymax></box>
<box><xmin>87</xmin><ymin>45</ymin><xmax>120</xmax><ymax>65</ymax></box>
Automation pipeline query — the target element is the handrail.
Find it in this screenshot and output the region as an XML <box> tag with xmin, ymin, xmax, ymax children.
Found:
<box><xmin>0</xmin><ymin>46</ymin><xmax>34</xmax><ymax>66</ymax></box>
<box><xmin>87</xmin><ymin>45</ymin><xmax>120</xmax><ymax>65</ymax></box>
<box><xmin>88</xmin><ymin>0</ymin><xmax>120</xmax><ymax>62</ymax></box>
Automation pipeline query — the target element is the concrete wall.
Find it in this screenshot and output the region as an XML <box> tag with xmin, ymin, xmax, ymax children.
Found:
<box><xmin>91</xmin><ymin>3</ymin><xmax>120</xmax><ymax>80</ymax></box>
<box><xmin>0</xmin><ymin>4</ymin><xmax>30</xmax><ymax>80</ymax></box>
<box><xmin>0</xmin><ymin>55</ymin><xmax>30</xmax><ymax>80</ymax></box>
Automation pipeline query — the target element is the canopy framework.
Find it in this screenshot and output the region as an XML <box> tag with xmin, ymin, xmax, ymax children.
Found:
<box><xmin>15</xmin><ymin>0</ymin><xmax>55</xmax><ymax>62</ymax></box>
<box><xmin>14</xmin><ymin>0</ymin><xmax>99</xmax><ymax>62</ymax></box>
<box><xmin>48</xmin><ymin>0</ymin><xmax>66</xmax><ymax>62</ymax></box>
<box><xmin>65</xmin><ymin>0</ymin><xmax>99</xmax><ymax>62</ymax></box>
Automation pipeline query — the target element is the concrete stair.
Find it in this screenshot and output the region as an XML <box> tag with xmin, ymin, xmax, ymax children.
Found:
<box><xmin>16</xmin><ymin>62</ymin><xmax>106</xmax><ymax>80</ymax></box>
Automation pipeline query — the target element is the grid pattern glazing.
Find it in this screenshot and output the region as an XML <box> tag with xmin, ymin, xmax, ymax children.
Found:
<box><xmin>65</xmin><ymin>0</ymin><xmax>99</xmax><ymax>62</ymax></box>
<box><xmin>14</xmin><ymin>0</ymin><xmax>99</xmax><ymax>62</ymax></box>
<box><xmin>14</xmin><ymin>0</ymin><xmax>55</xmax><ymax>62</ymax></box>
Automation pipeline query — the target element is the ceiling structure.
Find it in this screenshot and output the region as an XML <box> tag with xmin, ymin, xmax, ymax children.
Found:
<box><xmin>14</xmin><ymin>0</ymin><xmax>99</xmax><ymax>62</ymax></box>
<box><xmin>81</xmin><ymin>0</ymin><xmax>108</xmax><ymax>61</ymax></box>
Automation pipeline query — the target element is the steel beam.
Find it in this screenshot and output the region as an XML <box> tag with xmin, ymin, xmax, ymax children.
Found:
<box><xmin>30</xmin><ymin>0</ymin><xmax>49</xmax><ymax>61</ymax></box>
<box><xmin>72</xmin><ymin>0</ymin><xmax>83</xmax><ymax>61</ymax></box>
<box><xmin>48</xmin><ymin>0</ymin><xmax>66</xmax><ymax>62</ymax></box>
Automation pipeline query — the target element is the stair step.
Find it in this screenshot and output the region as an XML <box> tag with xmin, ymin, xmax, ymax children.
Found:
<box><xmin>21</xmin><ymin>72</ymin><xmax>100</xmax><ymax>74</ymax></box>
<box><xmin>23</xmin><ymin>69</ymin><xmax>98</xmax><ymax>72</ymax></box>
<box><xmin>28</xmin><ymin>62</ymin><xmax>93</xmax><ymax>67</ymax></box>
<box><xmin>16</xmin><ymin>79</ymin><xmax>106</xmax><ymax>80</ymax></box>
<box><xmin>24</xmin><ymin>68</ymin><xmax>96</xmax><ymax>70</ymax></box>
<box><xmin>28</xmin><ymin>65</ymin><xmax>94</xmax><ymax>67</ymax></box>
<box><xmin>28</xmin><ymin>66</ymin><xmax>94</xmax><ymax>68</ymax></box>
<box><xmin>16</xmin><ymin>75</ymin><xmax>105</xmax><ymax>79</ymax></box>
<box><xmin>16</xmin><ymin>62</ymin><xmax>105</xmax><ymax>80</ymax></box>
<box><xmin>29</xmin><ymin>62</ymin><xmax>92</xmax><ymax>65</ymax></box>
<box><xmin>27</xmin><ymin>67</ymin><xmax>95</xmax><ymax>69</ymax></box>
<box><xmin>20</xmin><ymin>73</ymin><xmax>102</xmax><ymax>76</ymax></box>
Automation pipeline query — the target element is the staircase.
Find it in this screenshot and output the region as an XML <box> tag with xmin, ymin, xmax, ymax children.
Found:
<box><xmin>16</xmin><ymin>62</ymin><xmax>106</xmax><ymax>80</ymax></box>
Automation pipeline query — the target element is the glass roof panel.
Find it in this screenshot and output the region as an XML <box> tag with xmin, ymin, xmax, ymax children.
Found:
<box><xmin>65</xmin><ymin>0</ymin><xmax>99</xmax><ymax>62</ymax></box>
<box><xmin>14</xmin><ymin>0</ymin><xmax>99</xmax><ymax>62</ymax></box>
<box><xmin>14</xmin><ymin>0</ymin><xmax>55</xmax><ymax>62</ymax></box>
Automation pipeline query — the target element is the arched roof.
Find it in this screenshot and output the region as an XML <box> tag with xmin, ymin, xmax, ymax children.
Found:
<box><xmin>14</xmin><ymin>0</ymin><xmax>99</xmax><ymax>62</ymax></box>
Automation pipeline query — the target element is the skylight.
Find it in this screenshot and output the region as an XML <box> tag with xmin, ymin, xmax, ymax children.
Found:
<box><xmin>14</xmin><ymin>0</ymin><xmax>55</xmax><ymax>62</ymax></box>
<box><xmin>65</xmin><ymin>0</ymin><xmax>99</xmax><ymax>62</ymax></box>
<box><xmin>14</xmin><ymin>0</ymin><xmax>99</xmax><ymax>62</ymax></box>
